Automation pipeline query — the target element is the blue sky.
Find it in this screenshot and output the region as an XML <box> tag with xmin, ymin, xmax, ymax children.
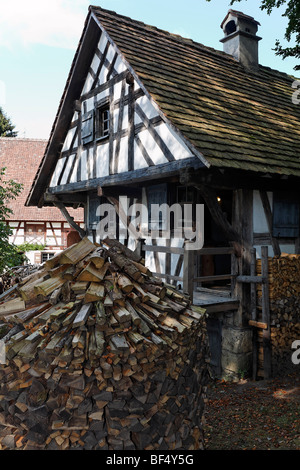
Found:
<box><xmin>0</xmin><ymin>0</ymin><xmax>298</xmax><ymax>139</ymax></box>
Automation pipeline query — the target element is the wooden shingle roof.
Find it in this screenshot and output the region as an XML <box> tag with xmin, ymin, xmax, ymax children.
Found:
<box><xmin>26</xmin><ymin>7</ymin><xmax>300</xmax><ymax>208</ymax></box>
<box><xmin>91</xmin><ymin>6</ymin><xmax>300</xmax><ymax>177</ymax></box>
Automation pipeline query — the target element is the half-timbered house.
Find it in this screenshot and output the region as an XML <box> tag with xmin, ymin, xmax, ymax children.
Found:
<box><xmin>26</xmin><ymin>7</ymin><xmax>300</xmax><ymax>378</ymax></box>
<box><xmin>0</xmin><ymin>137</ymin><xmax>84</xmax><ymax>263</ymax></box>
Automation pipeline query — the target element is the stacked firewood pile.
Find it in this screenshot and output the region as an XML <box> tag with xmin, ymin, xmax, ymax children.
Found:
<box><xmin>256</xmin><ymin>254</ymin><xmax>300</xmax><ymax>376</ymax></box>
<box><xmin>0</xmin><ymin>265</ymin><xmax>41</xmax><ymax>295</ymax></box>
<box><xmin>0</xmin><ymin>237</ymin><xmax>209</xmax><ymax>450</ymax></box>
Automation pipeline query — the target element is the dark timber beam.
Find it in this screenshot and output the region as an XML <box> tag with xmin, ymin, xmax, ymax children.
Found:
<box><xmin>54</xmin><ymin>202</ymin><xmax>86</xmax><ymax>238</ymax></box>
<box><xmin>97</xmin><ymin>185</ymin><xmax>142</xmax><ymax>199</ymax></box>
<box><xmin>44</xmin><ymin>192</ymin><xmax>87</xmax><ymax>206</ymax></box>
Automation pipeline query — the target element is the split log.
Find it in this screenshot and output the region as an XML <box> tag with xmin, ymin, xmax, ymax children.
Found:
<box><xmin>84</xmin><ymin>283</ymin><xmax>105</xmax><ymax>303</ymax></box>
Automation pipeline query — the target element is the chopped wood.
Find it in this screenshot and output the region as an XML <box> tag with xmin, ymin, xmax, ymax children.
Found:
<box><xmin>59</xmin><ymin>237</ymin><xmax>95</xmax><ymax>265</ymax></box>
<box><xmin>103</xmin><ymin>237</ymin><xmax>142</xmax><ymax>262</ymax></box>
<box><xmin>77</xmin><ymin>262</ymin><xmax>108</xmax><ymax>282</ymax></box>
<box><xmin>84</xmin><ymin>283</ymin><xmax>105</xmax><ymax>303</ymax></box>
<box><xmin>0</xmin><ymin>298</ymin><xmax>26</xmax><ymax>317</ymax></box>
<box><xmin>117</xmin><ymin>274</ymin><xmax>134</xmax><ymax>293</ymax></box>
<box><xmin>34</xmin><ymin>277</ymin><xmax>66</xmax><ymax>297</ymax></box>
<box><xmin>0</xmin><ymin>238</ymin><xmax>208</xmax><ymax>451</ymax></box>
<box><xmin>72</xmin><ymin>304</ymin><xmax>93</xmax><ymax>328</ymax></box>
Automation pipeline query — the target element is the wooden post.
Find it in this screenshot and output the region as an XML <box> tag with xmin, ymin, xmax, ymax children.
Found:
<box><xmin>232</xmin><ymin>189</ymin><xmax>253</xmax><ymax>327</ymax></box>
<box><xmin>261</xmin><ymin>245</ymin><xmax>272</xmax><ymax>379</ymax></box>
<box><xmin>183</xmin><ymin>242</ymin><xmax>195</xmax><ymax>302</ymax></box>
<box><xmin>250</xmin><ymin>248</ymin><xmax>257</xmax><ymax>320</ymax></box>
<box><xmin>250</xmin><ymin>247</ymin><xmax>258</xmax><ymax>380</ymax></box>
<box><xmin>231</xmin><ymin>252</ymin><xmax>238</xmax><ymax>298</ymax></box>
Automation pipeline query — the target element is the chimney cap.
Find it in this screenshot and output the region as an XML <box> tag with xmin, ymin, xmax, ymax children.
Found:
<box><xmin>220</xmin><ymin>9</ymin><xmax>261</xmax><ymax>29</ymax></box>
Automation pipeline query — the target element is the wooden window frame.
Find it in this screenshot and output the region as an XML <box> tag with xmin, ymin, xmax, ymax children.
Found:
<box><xmin>95</xmin><ymin>101</ymin><xmax>110</xmax><ymax>142</ymax></box>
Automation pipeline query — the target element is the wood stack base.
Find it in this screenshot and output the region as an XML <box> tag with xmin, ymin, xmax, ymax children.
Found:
<box><xmin>256</xmin><ymin>254</ymin><xmax>300</xmax><ymax>377</ymax></box>
<box><xmin>0</xmin><ymin>238</ymin><xmax>209</xmax><ymax>450</ymax></box>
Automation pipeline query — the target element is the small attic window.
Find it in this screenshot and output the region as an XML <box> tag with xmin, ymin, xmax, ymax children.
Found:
<box><xmin>225</xmin><ymin>20</ymin><xmax>237</xmax><ymax>35</ymax></box>
<box><xmin>96</xmin><ymin>104</ymin><xmax>110</xmax><ymax>141</ymax></box>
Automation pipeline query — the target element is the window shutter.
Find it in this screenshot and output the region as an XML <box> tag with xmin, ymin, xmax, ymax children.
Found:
<box><xmin>81</xmin><ymin>111</ymin><xmax>94</xmax><ymax>145</ymax></box>
<box><xmin>273</xmin><ymin>194</ymin><xmax>300</xmax><ymax>238</ymax></box>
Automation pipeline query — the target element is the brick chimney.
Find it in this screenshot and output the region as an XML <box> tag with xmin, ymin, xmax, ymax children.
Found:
<box><xmin>220</xmin><ymin>10</ymin><xmax>261</xmax><ymax>69</ymax></box>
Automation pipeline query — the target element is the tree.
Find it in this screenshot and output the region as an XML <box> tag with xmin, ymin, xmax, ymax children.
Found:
<box><xmin>0</xmin><ymin>107</ymin><xmax>18</xmax><ymax>137</ymax></box>
<box><xmin>208</xmin><ymin>0</ymin><xmax>300</xmax><ymax>70</ymax></box>
<box><xmin>0</xmin><ymin>167</ymin><xmax>23</xmax><ymax>273</ymax></box>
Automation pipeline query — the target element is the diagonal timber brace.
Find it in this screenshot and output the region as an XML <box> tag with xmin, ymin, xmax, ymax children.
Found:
<box><xmin>54</xmin><ymin>202</ymin><xmax>86</xmax><ymax>239</ymax></box>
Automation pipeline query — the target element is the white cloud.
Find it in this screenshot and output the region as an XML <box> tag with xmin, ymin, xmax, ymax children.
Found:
<box><xmin>0</xmin><ymin>0</ymin><xmax>90</xmax><ymax>49</ymax></box>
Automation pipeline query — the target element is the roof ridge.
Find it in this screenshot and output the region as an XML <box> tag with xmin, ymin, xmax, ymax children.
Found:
<box><xmin>90</xmin><ymin>5</ymin><xmax>236</xmax><ymax>62</ymax></box>
<box><xmin>91</xmin><ymin>5</ymin><xmax>299</xmax><ymax>81</ymax></box>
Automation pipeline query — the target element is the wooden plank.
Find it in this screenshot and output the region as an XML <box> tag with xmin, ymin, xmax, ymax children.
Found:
<box><xmin>197</xmin><ymin>247</ymin><xmax>235</xmax><ymax>255</ymax></box>
<box><xmin>193</xmin><ymin>274</ymin><xmax>233</xmax><ymax>282</ymax></box>
<box><xmin>142</xmin><ymin>245</ymin><xmax>185</xmax><ymax>255</ymax></box>
<box><xmin>202</xmin><ymin>301</ymin><xmax>239</xmax><ymax>314</ymax></box>
<box><xmin>236</xmin><ymin>275</ymin><xmax>263</xmax><ymax>284</ymax></box>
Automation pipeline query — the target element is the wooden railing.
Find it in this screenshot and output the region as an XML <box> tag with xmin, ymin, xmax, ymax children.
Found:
<box><xmin>141</xmin><ymin>243</ymin><xmax>185</xmax><ymax>285</ymax></box>
<box><xmin>183</xmin><ymin>244</ymin><xmax>235</xmax><ymax>299</ymax></box>
<box><xmin>141</xmin><ymin>241</ymin><xmax>236</xmax><ymax>297</ymax></box>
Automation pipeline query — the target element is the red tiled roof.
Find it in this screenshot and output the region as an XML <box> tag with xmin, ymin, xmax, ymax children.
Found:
<box><xmin>0</xmin><ymin>138</ymin><xmax>84</xmax><ymax>222</ymax></box>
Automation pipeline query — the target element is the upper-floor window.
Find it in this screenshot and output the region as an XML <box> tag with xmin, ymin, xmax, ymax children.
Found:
<box><xmin>81</xmin><ymin>100</ymin><xmax>110</xmax><ymax>146</ymax></box>
<box><xmin>96</xmin><ymin>105</ymin><xmax>110</xmax><ymax>140</ymax></box>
